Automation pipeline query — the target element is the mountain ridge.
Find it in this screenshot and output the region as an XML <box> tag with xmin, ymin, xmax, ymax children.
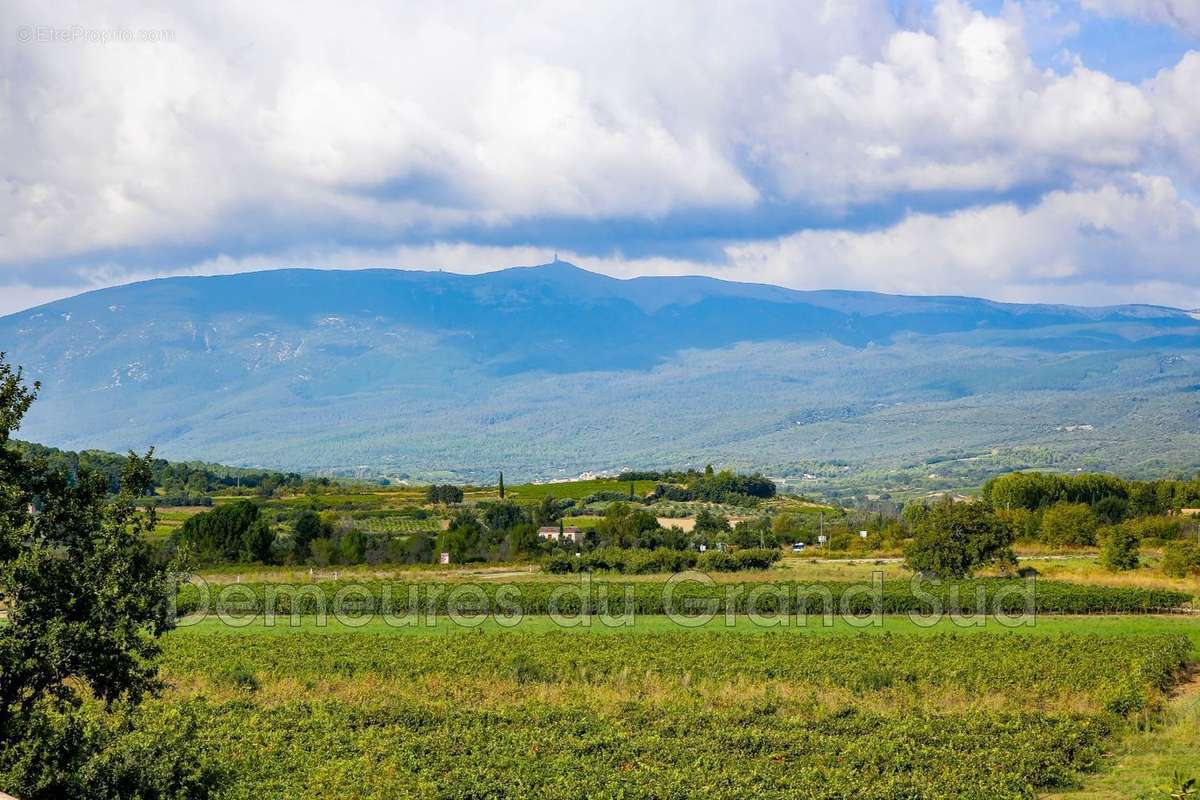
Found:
<box><xmin>2</xmin><ymin>263</ymin><xmax>1199</xmax><ymax>487</ymax></box>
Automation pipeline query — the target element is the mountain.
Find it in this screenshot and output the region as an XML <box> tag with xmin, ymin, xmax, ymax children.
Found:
<box><xmin>3</xmin><ymin>262</ymin><xmax>1199</xmax><ymax>490</ymax></box>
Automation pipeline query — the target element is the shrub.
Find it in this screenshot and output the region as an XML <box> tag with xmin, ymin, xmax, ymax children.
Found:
<box><xmin>1161</xmin><ymin>541</ymin><xmax>1200</xmax><ymax>578</ymax></box>
<box><xmin>1125</xmin><ymin>515</ymin><xmax>1186</xmax><ymax>543</ymax></box>
<box><xmin>1039</xmin><ymin>503</ymin><xmax>1098</xmax><ymax>547</ymax></box>
<box><xmin>732</xmin><ymin>548</ymin><xmax>781</xmax><ymax>570</ymax></box>
<box><xmin>1100</xmin><ymin>525</ymin><xmax>1140</xmax><ymax>572</ymax></box>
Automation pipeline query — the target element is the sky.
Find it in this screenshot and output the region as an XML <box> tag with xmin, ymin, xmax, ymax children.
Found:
<box><xmin>1</xmin><ymin>0</ymin><xmax>1199</xmax><ymax>315</ymax></box>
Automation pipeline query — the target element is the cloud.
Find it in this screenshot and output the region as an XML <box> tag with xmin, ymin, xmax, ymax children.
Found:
<box><xmin>763</xmin><ymin>1</ymin><xmax>1158</xmax><ymax>204</ymax></box>
<box><xmin>1146</xmin><ymin>51</ymin><xmax>1200</xmax><ymax>174</ymax></box>
<box><xmin>13</xmin><ymin>172</ymin><xmax>1195</xmax><ymax>318</ymax></box>
<box><xmin>1081</xmin><ymin>0</ymin><xmax>1200</xmax><ymax>37</ymax></box>
<box><xmin>0</xmin><ymin>0</ymin><xmax>1198</xmax><ymax>310</ymax></box>
<box><xmin>723</xmin><ymin>174</ymin><xmax>1200</xmax><ymax>307</ymax></box>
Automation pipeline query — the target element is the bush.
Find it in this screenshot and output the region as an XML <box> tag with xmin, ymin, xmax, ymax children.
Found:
<box><xmin>0</xmin><ymin>701</ymin><xmax>221</xmax><ymax>800</ymax></box>
<box><xmin>1039</xmin><ymin>503</ymin><xmax>1098</xmax><ymax>547</ymax></box>
<box><xmin>1161</xmin><ymin>541</ymin><xmax>1200</xmax><ymax>578</ymax></box>
<box><xmin>1099</xmin><ymin>525</ymin><xmax>1140</xmax><ymax>572</ymax></box>
<box><xmin>697</xmin><ymin>550</ymin><xmax>736</xmax><ymax>571</ymax></box>
<box><xmin>732</xmin><ymin>548</ymin><xmax>781</xmax><ymax>570</ymax></box>
<box><xmin>1124</xmin><ymin>515</ymin><xmax>1186</xmax><ymax>543</ymax></box>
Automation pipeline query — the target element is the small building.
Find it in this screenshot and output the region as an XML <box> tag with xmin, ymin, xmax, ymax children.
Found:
<box><xmin>538</xmin><ymin>526</ymin><xmax>581</xmax><ymax>542</ymax></box>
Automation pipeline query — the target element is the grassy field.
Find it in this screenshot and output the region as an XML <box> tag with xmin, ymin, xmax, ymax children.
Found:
<box><xmin>171</xmin><ymin>613</ymin><xmax>1200</xmax><ymax>655</ymax></box>
<box><xmin>154</xmin><ymin>620</ymin><xmax>1194</xmax><ymax>799</ymax></box>
<box><xmin>468</xmin><ymin>477</ymin><xmax>659</xmax><ymax>502</ymax></box>
<box><xmin>1047</xmin><ymin>680</ymin><xmax>1200</xmax><ymax>800</ymax></box>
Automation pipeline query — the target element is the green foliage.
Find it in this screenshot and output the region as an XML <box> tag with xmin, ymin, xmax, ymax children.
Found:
<box><xmin>425</xmin><ymin>484</ymin><xmax>464</xmax><ymax>504</ymax></box>
<box><xmin>1161</xmin><ymin>541</ymin><xmax>1200</xmax><ymax>578</ymax></box>
<box><xmin>692</xmin><ymin>507</ymin><xmax>731</xmax><ymax>537</ymax></box>
<box><xmin>12</xmin><ymin>439</ymin><xmax>305</xmax><ymax>498</ymax></box>
<box><xmin>595</xmin><ymin>502</ymin><xmax>660</xmax><ymax>548</ymax></box>
<box><xmin>544</xmin><ymin>547</ymin><xmax>780</xmax><ymax>574</ymax></box>
<box><xmin>0</xmin><ymin>353</ymin><xmax>211</xmax><ymax>798</ymax></box>
<box><xmin>292</xmin><ymin>509</ymin><xmax>329</xmax><ymax>555</ymax></box>
<box><xmin>1039</xmin><ymin>502</ymin><xmax>1099</xmax><ymax>547</ymax></box>
<box><xmin>0</xmin><ymin>700</ymin><xmax>220</xmax><ymax>800</ymax></box>
<box><xmin>1157</xmin><ymin>770</ymin><xmax>1199</xmax><ymax>799</ymax></box>
<box><xmin>481</xmin><ymin>500</ymin><xmax>529</xmax><ymax>535</ymax></box>
<box><xmin>1100</xmin><ymin>525</ymin><xmax>1141</xmax><ymax>571</ymax></box>
<box><xmin>176</xmin><ymin>500</ymin><xmax>275</xmax><ymax>563</ymax></box>
<box><xmin>982</xmin><ymin>471</ymin><xmax>1200</xmax><ymax>517</ymax></box>
<box><xmin>176</xmin><ymin>578</ymin><xmax>1191</xmax><ymax>618</ymax></box>
<box><xmin>149</xmin><ymin>631</ymin><xmax>1192</xmax><ymax>799</ymax></box>
<box><xmin>904</xmin><ymin>500</ymin><xmax>1015</xmax><ymax>578</ymax></box>
<box><xmin>651</xmin><ymin>470</ymin><xmax>777</xmax><ymax>505</ymax></box>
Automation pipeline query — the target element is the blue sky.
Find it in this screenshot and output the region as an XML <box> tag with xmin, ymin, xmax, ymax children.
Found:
<box><xmin>1</xmin><ymin>0</ymin><xmax>1198</xmax><ymax>314</ymax></box>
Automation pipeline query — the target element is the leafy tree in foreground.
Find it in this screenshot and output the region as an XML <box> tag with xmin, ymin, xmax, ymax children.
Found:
<box><xmin>904</xmin><ymin>500</ymin><xmax>1016</xmax><ymax>579</ymax></box>
<box><xmin>0</xmin><ymin>353</ymin><xmax>216</xmax><ymax>798</ymax></box>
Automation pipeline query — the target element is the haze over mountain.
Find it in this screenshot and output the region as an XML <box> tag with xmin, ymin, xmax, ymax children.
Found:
<box><xmin>2</xmin><ymin>263</ymin><xmax>1199</xmax><ymax>488</ymax></box>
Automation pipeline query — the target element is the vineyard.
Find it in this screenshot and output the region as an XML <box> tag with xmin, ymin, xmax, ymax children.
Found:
<box><xmin>177</xmin><ymin>577</ymin><xmax>1193</xmax><ymax>619</ymax></box>
<box><xmin>153</xmin><ymin>630</ymin><xmax>1192</xmax><ymax>799</ymax></box>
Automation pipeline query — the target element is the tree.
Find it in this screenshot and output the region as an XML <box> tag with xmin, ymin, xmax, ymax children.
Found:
<box><xmin>1099</xmin><ymin>525</ymin><xmax>1140</xmax><ymax>572</ymax></box>
<box><xmin>693</xmin><ymin>508</ymin><xmax>731</xmax><ymax>537</ymax></box>
<box><xmin>507</xmin><ymin>522</ymin><xmax>540</xmax><ymax>556</ymax></box>
<box><xmin>1092</xmin><ymin>495</ymin><xmax>1129</xmax><ymax>525</ymax></box>
<box><xmin>1039</xmin><ymin>502</ymin><xmax>1098</xmax><ymax>547</ymax></box>
<box><xmin>904</xmin><ymin>500</ymin><xmax>1015</xmax><ymax>578</ymax></box>
<box><xmin>337</xmin><ymin>528</ymin><xmax>366</xmax><ymax>564</ymax></box>
<box><xmin>0</xmin><ymin>354</ymin><xmax>215</xmax><ymax>797</ymax></box>
<box><xmin>596</xmin><ymin>502</ymin><xmax>660</xmax><ymax>548</ymax></box>
<box><xmin>176</xmin><ymin>499</ymin><xmax>275</xmax><ymax>563</ymax></box>
<box><xmin>533</xmin><ymin>494</ymin><xmax>562</xmax><ymax>528</ymax></box>
<box><xmin>293</xmin><ymin>510</ymin><xmax>329</xmax><ymax>560</ymax></box>
<box><xmin>498</xmin><ymin>471</ymin><xmax>505</xmax><ymax>499</ymax></box>
<box><xmin>482</xmin><ymin>500</ymin><xmax>528</xmax><ymax>537</ymax></box>
<box><xmin>426</xmin><ymin>484</ymin><xmax>463</xmax><ymax>504</ymax></box>
<box><xmin>1161</xmin><ymin>541</ymin><xmax>1200</xmax><ymax>578</ymax></box>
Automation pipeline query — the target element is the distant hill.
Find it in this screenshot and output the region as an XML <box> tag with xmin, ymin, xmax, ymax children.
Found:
<box><xmin>2</xmin><ymin>262</ymin><xmax>1199</xmax><ymax>489</ymax></box>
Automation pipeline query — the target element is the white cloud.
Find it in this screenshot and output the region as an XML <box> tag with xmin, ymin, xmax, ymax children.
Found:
<box><xmin>1146</xmin><ymin>51</ymin><xmax>1200</xmax><ymax>174</ymax></box>
<box><xmin>18</xmin><ymin>173</ymin><xmax>1196</xmax><ymax>317</ymax></box>
<box><xmin>2</xmin><ymin>0</ymin><xmax>892</xmax><ymax>267</ymax></box>
<box><xmin>1</xmin><ymin>0</ymin><xmax>1199</xmax><ymax>310</ymax></box>
<box><xmin>1081</xmin><ymin>0</ymin><xmax>1200</xmax><ymax>37</ymax></box>
<box><xmin>764</xmin><ymin>1</ymin><xmax>1157</xmax><ymax>203</ymax></box>
<box><xmin>723</xmin><ymin>174</ymin><xmax>1200</xmax><ymax>307</ymax></box>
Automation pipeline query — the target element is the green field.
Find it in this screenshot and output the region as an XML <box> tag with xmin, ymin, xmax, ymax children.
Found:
<box><xmin>473</xmin><ymin>478</ymin><xmax>659</xmax><ymax>502</ymax></box>
<box><xmin>171</xmin><ymin>613</ymin><xmax>1200</xmax><ymax>654</ymax></box>
<box><xmin>155</xmin><ymin>620</ymin><xmax>1192</xmax><ymax>799</ymax></box>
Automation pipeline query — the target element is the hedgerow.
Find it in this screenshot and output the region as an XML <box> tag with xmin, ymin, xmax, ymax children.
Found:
<box><xmin>175</xmin><ymin>578</ymin><xmax>1192</xmax><ymax>618</ymax></box>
